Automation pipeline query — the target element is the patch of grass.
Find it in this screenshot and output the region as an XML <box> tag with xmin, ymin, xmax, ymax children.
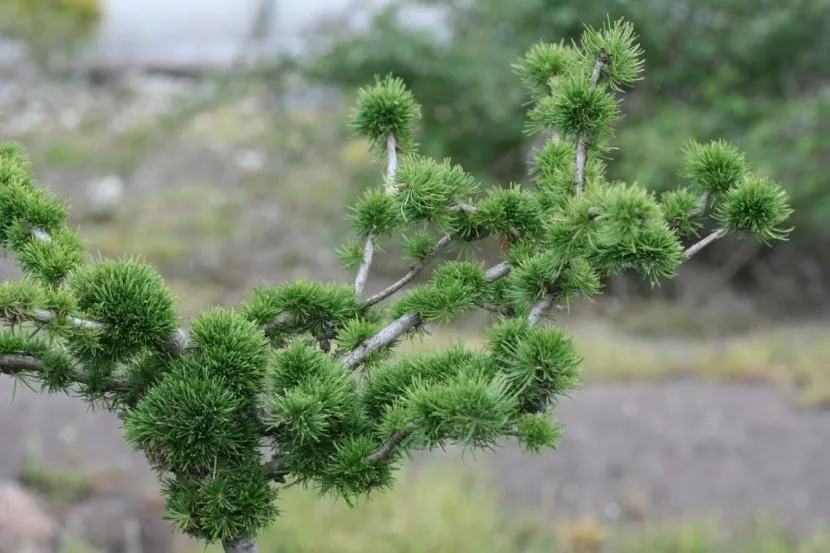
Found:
<box><xmin>196</xmin><ymin>462</ymin><xmax>553</xmax><ymax>553</ymax></box>
<box><xmin>17</xmin><ymin>455</ymin><xmax>95</xmax><ymax>507</ymax></box>
<box><xmin>81</xmin><ymin>184</ymin><xmax>240</xmax><ymax>263</ymax></box>
<box><xmin>398</xmin><ymin>318</ymin><xmax>830</xmax><ymax>407</ymax></box>
<box><xmin>183</xmin><ymin>462</ymin><xmax>828</xmax><ymax>553</ymax></box>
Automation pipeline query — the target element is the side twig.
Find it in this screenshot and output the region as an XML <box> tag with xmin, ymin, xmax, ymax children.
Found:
<box><xmin>0</xmin><ymin>353</ymin><xmax>130</xmax><ymax>392</ymax></box>
<box><xmin>575</xmin><ymin>52</ymin><xmax>607</xmax><ymax>195</ymax></box>
<box><xmin>364</xmin><ymin>233</ymin><xmax>454</xmax><ymax>306</ymax></box>
<box><xmin>355</xmin><ymin>134</ymin><xmax>398</xmax><ymax>298</ymax></box>
<box><xmin>366</xmin><ymin>428</ymin><xmax>412</xmax><ymax>462</ymax></box>
<box><xmin>353</xmin><ymin>235</ymin><xmax>375</xmax><ymax>299</ymax></box>
<box><xmin>684</xmin><ymin>228</ymin><xmax>728</xmax><ymax>260</ymax></box>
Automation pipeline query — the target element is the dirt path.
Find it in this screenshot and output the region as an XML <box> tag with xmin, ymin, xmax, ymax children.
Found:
<box><xmin>2</xmin><ymin>377</ymin><xmax>829</xmax><ymax>534</ymax></box>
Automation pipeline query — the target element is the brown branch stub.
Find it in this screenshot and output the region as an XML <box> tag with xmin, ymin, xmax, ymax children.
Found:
<box><xmin>367</xmin><ymin>428</ymin><xmax>412</xmax><ymax>462</ymax></box>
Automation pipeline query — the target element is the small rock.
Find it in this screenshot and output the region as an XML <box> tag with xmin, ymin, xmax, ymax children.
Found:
<box><xmin>63</xmin><ymin>494</ymin><xmax>174</xmax><ymax>553</ymax></box>
<box><xmin>0</xmin><ymin>480</ymin><xmax>60</xmax><ymax>553</ymax></box>
<box><xmin>235</xmin><ymin>149</ymin><xmax>266</xmax><ymax>172</ymax></box>
<box><xmin>86</xmin><ymin>175</ymin><xmax>125</xmax><ymax>221</ymax></box>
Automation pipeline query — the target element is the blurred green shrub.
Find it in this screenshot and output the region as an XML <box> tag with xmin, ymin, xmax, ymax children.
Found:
<box><xmin>0</xmin><ymin>0</ymin><xmax>103</xmax><ymax>67</ymax></box>
<box><xmin>308</xmin><ymin>0</ymin><xmax>830</xmax><ymax>234</ymax></box>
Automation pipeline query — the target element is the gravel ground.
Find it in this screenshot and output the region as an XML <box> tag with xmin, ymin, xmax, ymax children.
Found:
<box><xmin>2</xmin><ymin>376</ymin><xmax>829</xmax><ymax>535</ymax></box>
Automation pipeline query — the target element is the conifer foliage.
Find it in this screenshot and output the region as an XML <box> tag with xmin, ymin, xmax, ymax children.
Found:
<box><xmin>0</xmin><ymin>18</ymin><xmax>792</xmax><ymax>553</ymax></box>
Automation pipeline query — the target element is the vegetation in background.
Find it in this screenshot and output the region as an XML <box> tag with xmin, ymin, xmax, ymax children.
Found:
<box><xmin>0</xmin><ymin>16</ymin><xmax>792</xmax><ymax>553</ymax></box>
<box><xmin>0</xmin><ymin>0</ymin><xmax>103</xmax><ymax>68</ymax></box>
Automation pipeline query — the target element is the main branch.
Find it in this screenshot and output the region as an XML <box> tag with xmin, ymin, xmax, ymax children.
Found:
<box><xmin>340</xmin><ymin>313</ymin><xmax>421</xmax><ymax>370</ymax></box>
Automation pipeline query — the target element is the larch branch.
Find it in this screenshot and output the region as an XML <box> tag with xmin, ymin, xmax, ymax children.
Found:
<box><xmin>364</xmin><ymin>233</ymin><xmax>454</xmax><ymax>306</ymax></box>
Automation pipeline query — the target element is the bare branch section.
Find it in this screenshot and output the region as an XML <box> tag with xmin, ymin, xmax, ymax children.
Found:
<box><xmin>367</xmin><ymin>428</ymin><xmax>412</xmax><ymax>462</ymax></box>
<box><xmin>340</xmin><ymin>313</ymin><xmax>421</xmax><ymax>370</ymax></box>
<box><xmin>365</xmin><ymin>233</ymin><xmax>454</xmax><ymax>306</ymax></box>
<box><xmin>223</xmin><ymin>538</ymin><xmax>258</xmax><ymax>553</ymax></box>
<box><xmin>485</xmin><ymin>262</ymin><xmax>510</xmax><ymax>282</ymax></box>
<box><xmin>32</xmin><ymin>228</ymin><xmax>52</xmax><ymax>243</ymax></box>
<box><xmin>0</xmin><ymin>353</ymin><xmax>46</xmax><ymax>374</ymax></box>
<box><xmin>690</xmin><ymin>192</ymin><xmax>709</xmax><ymax>217</ymax></box>
<box><xmin>575</xmin><ymin>54</ymin><xmax>606</xmax><ymax>196</ymax></box>
<box><xmin>30</xmin><ymin>308</ymin><xmax>103</xmax><ymax>331</ymax></box>
<box><xmin>527</xmin><ymin>294</ymin><xmax>555</xmax><ymax>326</ymax></box>
<box><xmin>684</xmin><ymin>228</ymin><xmax>728</xmax><ymax>260</ymax></box>
<box><xmin>4</xmin><ymin>307</ymin><xmax>290</xmax><ymax>361</ymax></box>
<box><xmin>355</xmin><ymin>134</ymin><xmax>399</xmax><ymax>298</ymax></box>
<box><xmin>475</xmin><ymin>300</ymin><xmax>515</xmax><ymax>317</ymax></box>
<box><xmin>385</xmin><ymin>134</ymin><xmax>398</xmax><ymax>186</ymax></box>
<box><xmin>353</xmin><ymin>234</ymin><xmax>375</xmax><ymax>299</ymax></box>
<box><xmin>0</xmin><ymin>353</ymin><xmax>130</xmax><ymax>392</ymax></box>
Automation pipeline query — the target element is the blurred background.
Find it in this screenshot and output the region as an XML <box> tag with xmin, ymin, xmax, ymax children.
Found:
<box><xmin>1</xmin><ymin>0</ymin><xmax>830</xmax><ymax>551</ymax></box>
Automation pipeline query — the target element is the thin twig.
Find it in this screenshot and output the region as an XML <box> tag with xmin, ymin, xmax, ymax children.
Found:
<box><xmin>355</xmin><ymin>134</ymin><xmax>398</xmax><ymax>298</ymax></box>
<box><xmin>367</xmin><ymin>428</ymin><xmax>412</xmax><ymax>462</ymax></box>
<box><xmin>475</xmin><ymin>300</ymin><xmax>515</xmax><ymax>317</ymax></box>
<box><xmin>0</xmin><ymin>353</ymin><xmax>130</xmax><ymax>392</ymax></box>
<box><xmin>574</xmin><ymin>54</ymin><xmax>606</xmax><ymax>196</ymax></box>
<box><xmin>690</xmin><ymin>192</ymin><xmax>709</xmax><ymax>217</ymax></box>
<box><xmin>684</xmin><ymin>228</ymin><xmax>728</xmax><ymax>260</ymax></box>
<box><xmin>4</xmin><ymin>308</ymin><xmax>290</xmax><ymax>359</ymax></box>
<box><xmin>30</xmin><ymin>308</ymin><xmax>103</xmax><ymax>331</ymax></box>
<box><xmin>365</xmin><ymin>233</ymin><xmax>454</xmax><ymax>306</ymax></box>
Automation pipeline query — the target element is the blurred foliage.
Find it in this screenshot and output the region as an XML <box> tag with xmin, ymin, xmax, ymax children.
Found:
<box><xmin>308</xmin><ymin>0</ymin><xmax>830</xmax><ymax>235</ymax></box>
<box><xmin>0</xmin><ymin>0</ymin><xmax>103</xmax><ymax>67</ymax></box>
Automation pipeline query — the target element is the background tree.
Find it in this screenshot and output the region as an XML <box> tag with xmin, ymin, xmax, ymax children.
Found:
<box><xmin>308</xmin><ymin>0</ymin><xmax>825</xmax><ymax>307</ymax></box>
<box><xmin>0</xmin><ymin>18</ymin><xmax>792</xmax><ymax>553</ymax></box>
<box><xmin>0</xmin><ymin>0</ymin><xmax>103</xmax><ymax>70</ymax></box>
